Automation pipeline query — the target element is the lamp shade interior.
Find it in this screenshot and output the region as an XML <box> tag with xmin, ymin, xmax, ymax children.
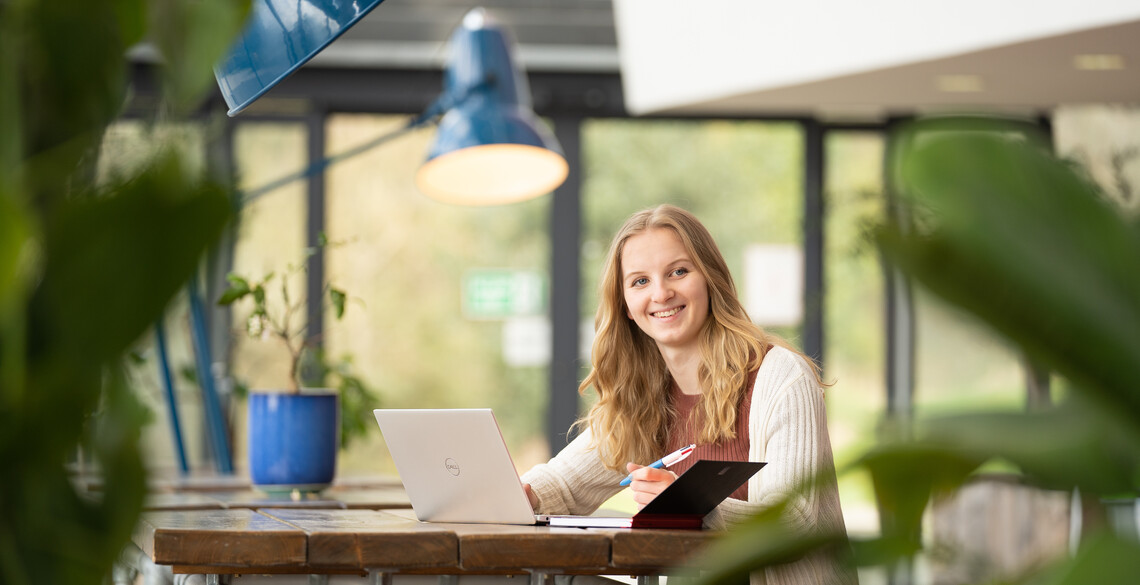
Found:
<box><xmin>416</xmin><ymin>144</ymin><xmax>568</xmax><ymax>206</ymax></box>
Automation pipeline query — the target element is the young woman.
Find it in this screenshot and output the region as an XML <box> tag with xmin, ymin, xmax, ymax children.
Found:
<box><xmin>522</xmin><ymin>204</ymin><xmax>855</xmax><ymax>585</ymax></box>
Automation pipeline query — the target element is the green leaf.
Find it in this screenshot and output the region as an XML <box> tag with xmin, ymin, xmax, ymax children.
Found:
<box><xmin>914</xmin><ymin>399</ymin><xmax>1140</xmax><ymax>494</ymax></box>
<box><xmin>881</xmin><ymin>119</ymin><xmax>1140</xmax><ymax>424</ymax></box>
<box><xmin>225</xmin><ymin>273</ymin><xmax>250</xmax><ymax>287</ymax></box>
<box><xmin>846</xmin><ymin>535</ymin><xmax>924</xmax><ymax>572</ymax></box>
<box><xmin>329</xmin><ymin>287</ymin><xmax>346</xmax><ymax>319</ymax></box>
<box><xmin>88</xmin><ymin>365</ymin><xmax>148</xmax><ymax>559</ymax></box>
<box><xmin>855</xmin><ymin>442</ymin><xmax>982</xmax><ymax>545</ymax></box>
<box><xmin>0</xmin><ymin>187</ymin><xmax>35</xmax><ymax>308</ymax></box>
<box><xmin>1032</xmin><ymin>531</ymin><xmax>1140</xmax><ymax>585</ymax></box>
<box><xmin>847</xmin><ymin>397</ymin><xmax>1140</xmax><ymax>549</ymax></box>
<box><xmin>0</xmin><ymin>192</ymin><xmax>36</xmax><ymax>398</ymax></box>
<box><xmin>0</xmin><ymin>12</ymin><xmax>21</xmax><ymax>185</ymax></box>
<box><xmin>216</xmin><ymin>278</ymin><xmax>251</xmax><ymax>305</ymax></box>
<box><xmin>18</xmin><ymin>1</ymin><xmax>129</xmax><ymax>158</ymax></box>
<box><xmin>693</xmin><ymin>500</ymin><xmax>849</xmax><ymax>585</ymax></box>
<box><xmin>112</xmin><ymin>0</ymin><xmax>149</xmax><ymax>48</ymax></box>
<box><xmin>4</xmin><ymin>154</ymin><xmax>227</xmax><ymax>585</ymax></box>
<box><xmin>150</xmin><ymin>0</ymin><xmax>253</xmax><ymax>114</ymax></box>
<box><xmin>29</xmin><ymin>150</ymin><xmax>232</xmax><ymax>378</ymax></box>
<box><xmin>3</xmin><ymin>1</ymin><xmax>246</xmax><ymax>583</ymax></box>
<box><xmin>335</xmin><ymin>363</ymin><xmax>380</xmax><ymax>450</ymax></box>
<box><xmin>178</xmin><ymin>364</ymin><xmax>198</xmax><ymax>384</ymax></box>
<box><xmin>231</xmin><ymin>377</ymin><xmax>249</xmax><ymax>399</ymax></box>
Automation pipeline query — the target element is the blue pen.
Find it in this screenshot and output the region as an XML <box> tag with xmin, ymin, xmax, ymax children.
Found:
<box><xmin>619</xmin><ymin>443</ymin><xmax>696</xmax><ymax>487</ymax></box>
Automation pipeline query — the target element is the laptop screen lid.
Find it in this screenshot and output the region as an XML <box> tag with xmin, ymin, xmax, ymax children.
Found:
<box><xmin>373</xmin><ymin>408</ymin><xmax>537</xmax><ymax>525</ymax></box>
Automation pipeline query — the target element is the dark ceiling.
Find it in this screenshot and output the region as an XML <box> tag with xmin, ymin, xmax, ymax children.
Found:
<box><xmin>320</xmin><ymin>0</ymin><xmax>620</xmax><ymax>72</ymax></box>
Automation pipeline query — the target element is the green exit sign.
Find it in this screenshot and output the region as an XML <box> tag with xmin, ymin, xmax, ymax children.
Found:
<box><xmin>462</xmin><ymin>270</ymin><xmax>546</xmax><ymax>320</ymax></box>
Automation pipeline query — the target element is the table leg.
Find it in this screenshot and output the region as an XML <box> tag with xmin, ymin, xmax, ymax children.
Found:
<box><xmin>528</xmin><ymin>570</ymin><xmax>551</xmax><ymax>585</ymax></box>
<box><xmin>439</xmin><ymin>574</ymin><xmax>459</xmax><ymax>585</ymax></box>
<box><xmin>174</xmin><ymin>574</ymin><xmax>218</xmax><ymax>585</ymax></box>
<box><xmin>369</xmin><ymin>570</ymin><xmax>395</xmax><ymax>585</ymax></box>
<box><xmin>309</xmin><ymin>575</ymin><xmax>330</xmax><ymax>585</ymax></box>
<box><xmin>112</xmin><ymin>560</ymin><xmax>137</xmax><ymax>585</ymax></box>
<box><xmin>119</xmin><ymin>542</ymin><xmax>178</xmax><ymax>585</ymax></box>
<box><xmin>662</xmin><ymin>573</ymin><xmax>701</xmax><ymax>585</ymax></box>
<box><xmin>636</xmin><ymin>576</ymin><xmax>659</xmax><ymax>585</ymax></box>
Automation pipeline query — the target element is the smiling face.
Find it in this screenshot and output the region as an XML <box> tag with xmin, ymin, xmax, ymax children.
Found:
<box><xmin>621</xmin><ymin>227</ymin><xmax>710</xmax><ymax>357</ymax></box>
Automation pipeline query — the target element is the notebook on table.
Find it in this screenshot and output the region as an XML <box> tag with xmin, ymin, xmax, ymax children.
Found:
<box><xmin>373</xmin><ymin>408</ymin><xmax>764</xmax><ymax>529</ymax></box>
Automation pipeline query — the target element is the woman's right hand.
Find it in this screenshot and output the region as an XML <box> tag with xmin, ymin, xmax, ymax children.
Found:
<box><xmin>624</xmin><ymin>462</ymin><xmax>677</xmax><ymax>509</ymax></box>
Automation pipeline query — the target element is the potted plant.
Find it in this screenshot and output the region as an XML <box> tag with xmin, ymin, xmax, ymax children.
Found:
<box><xmin>218</xmin><ymin>236</ymin><xmax>378</xmax><ymax>494</ymax></box>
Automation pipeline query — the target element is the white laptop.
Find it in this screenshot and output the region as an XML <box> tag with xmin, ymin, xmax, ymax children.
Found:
<box><xmin>373</xmin><ymin>408</ymin><xmax>540</xmax><ymax>525</ymax></box>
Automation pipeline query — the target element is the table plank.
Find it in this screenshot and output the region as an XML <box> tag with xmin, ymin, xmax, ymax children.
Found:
<box><xmin>143</xmin><ymin>492</ymin><xmax>226</xmax><ymax>511</ymax></box>
<box><xmin>151</xmin><ymin>474</ymin><xmax>254</xmax><ymax>493</ymax></box>
<box><xmin>382</xmin><ymin>509</ymin><xmax>611</xmax><ymax>572</ymax></box>
<box><xmin>262</xmin><ymin>509</ymin><xmax>458</xmax><ymax>570</ymax></box>
<box><xmin>75</xmin><ymin>471</ymin><xmax>252</xmax><ymax>493</ymax></box>
<box><xmin>326</xmin><ymin>475</ymin><xmax>404</xmax><ymax>490</ymax></box>
<box><xmin>324</xmin><ymin>487</ymin><xmax>411</xmax><ymax>510</ymax></box>
<box><xmin>208</xmin><ymin>490</ymin><xmax>347</xmax><ymax>510</ymax></box>
<box><xmin>135</xmin><ymin>509</ymin><xmax>306</xmax><ymax>567</ymax></box>
<box><xmin>610</xmin><ymin>529</ymin><xmax>715</xmax><ymax>570</ymax></box>
<box><xmin>382</xmin><ymin>508</ymin><xmax>612</xmax><ymax>571</ymax></box>
<box><xmin>454</xmin><ymin>524</ymin><xmax>611</xmax><ymax>571</ymax></box>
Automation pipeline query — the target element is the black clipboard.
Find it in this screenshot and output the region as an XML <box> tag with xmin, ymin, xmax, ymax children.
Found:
<box><xmin>544</xmin><ymin>459</ymin><xmax>765</xmax><ymax>529</ymax></box>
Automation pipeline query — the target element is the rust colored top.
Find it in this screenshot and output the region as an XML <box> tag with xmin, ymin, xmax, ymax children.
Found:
<box><xmin>665</xmin><ymin>368</ymin><xmax>758</xmax><ymax>500</ymax></box>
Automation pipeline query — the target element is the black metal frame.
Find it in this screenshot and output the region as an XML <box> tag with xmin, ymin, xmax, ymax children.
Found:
<box><xmin>548</xmin><ymin>116</ymin><xmax>583</xmax><ymax>449</ymax></box>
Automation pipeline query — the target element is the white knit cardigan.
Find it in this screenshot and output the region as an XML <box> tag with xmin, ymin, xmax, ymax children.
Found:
<box><xmin>521</xmin><ymin>346</ymin><xmax>857</xmax><ymax>585</ymax></box>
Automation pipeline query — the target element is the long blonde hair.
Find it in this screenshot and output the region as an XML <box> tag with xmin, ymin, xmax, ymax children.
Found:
<box><xmin>576</xmin><ymin>204</ymin><xmax>820</xmax><ymax>471</ymax></box>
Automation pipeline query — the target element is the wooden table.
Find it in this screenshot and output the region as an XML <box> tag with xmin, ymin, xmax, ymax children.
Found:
<box><xmin>129</xmin><ymin>508</ymin><xmax>718</xmax><ymax>584</ymax></box>
<box><xmin>82</xmin><ymin>472</ymin><xmax>404</xmax><ymax>494</ymax></box>
<box><xmin>141</xmin><ymin>486</ymin><xmax>413</xmax><ymax>512</ymax></box>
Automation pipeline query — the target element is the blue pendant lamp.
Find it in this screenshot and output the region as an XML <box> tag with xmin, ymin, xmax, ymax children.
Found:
<box><xmin>415</xmin><ymin>9</ymin><xmax>568</xmax><ymax>205</ymax></box>
<box><xmin>214</xmin><ymin>0</ymin><xmax>388</xmax><ymax>117</ymax></box>
<box><xmin>213</xmin><ymin>3</ymin><xmax>567</xmax><ymax>205</ymax></box>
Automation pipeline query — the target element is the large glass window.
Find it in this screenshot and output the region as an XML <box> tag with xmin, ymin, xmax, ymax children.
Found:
<box><xmin>230</xmin><ymin>122</ymin><xmax>310</xmax><ymax>390</ymax></box>
<box><xmin>913</xmin><ymin>294</ymin><xmax>1025</xmax><ymax>415</ymax></box>
<box><xmin>822</xmin><ymin>130</ymin><xmax>886</xmax><ymax>537</ymax></box>
<box><xmin>228</xmin><ymin>122</ymin><xmax>309</xmax><ymax>468</ymax></box>
<box><xmin>1054</xmin><ymin>104</ymin><xmax>1140</xmax><ymax>215</ymax></box>
<box><xmin>322</xmin><ymin>114</ymin><xmax>552</xmax><ymax>475</ymax></box>
<box><xmin>581</xmin><ymin>118</ymin><xmax>804</xmax><ymax>343</ymax></box>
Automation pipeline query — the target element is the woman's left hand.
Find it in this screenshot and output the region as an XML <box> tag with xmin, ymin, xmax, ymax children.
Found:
<box><xmin>521</xmin><ymin>482</ymin><xmax>539</xmax><ymax>509</ymax></box>
<box><xmin>625</xmin><ymin>462</ymin><xmax>677</xmax><ymax>509</ymax></box>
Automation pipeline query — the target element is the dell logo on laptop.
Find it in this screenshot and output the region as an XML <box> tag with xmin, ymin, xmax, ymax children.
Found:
<box><xmin>444</xmin><ymin>458</ymin><xmax>461</xmax><ymax>476</ymax></box>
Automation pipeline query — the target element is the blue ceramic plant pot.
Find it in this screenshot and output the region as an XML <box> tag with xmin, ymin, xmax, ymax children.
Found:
<box><xmin>248</xmin><ymin>390</ymin><xmax>339</xmax><ymax>493</ymax></box>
